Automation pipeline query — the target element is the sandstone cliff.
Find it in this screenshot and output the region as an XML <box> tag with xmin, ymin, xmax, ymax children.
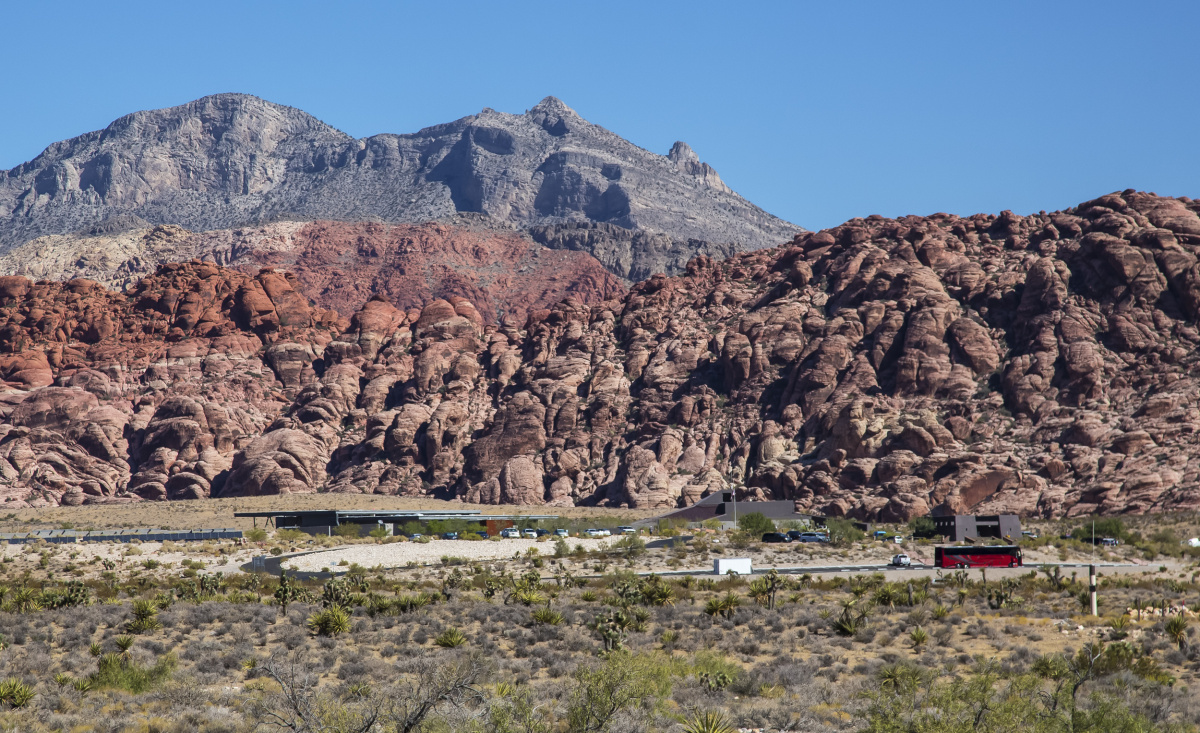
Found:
<box><xmin>0</xmin><ymin>191</ymin><xmax>1197</xmax><ymax>519</ymax></box>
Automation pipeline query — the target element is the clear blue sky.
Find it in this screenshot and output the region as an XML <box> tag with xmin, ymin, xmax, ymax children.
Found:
<box><xmin>2</xmin><ymin>1</ymin><xmax>1196</xmax><ymax>230</ymax></box>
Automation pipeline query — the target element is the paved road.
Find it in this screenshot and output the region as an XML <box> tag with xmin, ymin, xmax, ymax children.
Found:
<box><xmin>576</xmin><ymin>560</ymin><xmax>1144</xmax><ymax>581</ymax></box>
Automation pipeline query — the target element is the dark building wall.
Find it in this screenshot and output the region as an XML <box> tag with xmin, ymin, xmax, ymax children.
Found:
<box><xmin>933</xmin><ymin>514</ymin><xmax>1020</xmax><ymax>542</ymax></box>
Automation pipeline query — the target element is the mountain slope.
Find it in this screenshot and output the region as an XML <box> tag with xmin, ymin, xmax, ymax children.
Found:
<box><xmin>0</xmin><ymin>94</ymin><xmax>802</xmax><ymax>277</ymax></box>
<box><xmin>0</xmin><ymin>218</ymin><xmax>626</xmax><ymax>323</ymax></box>
<box><xmin>0</xmin><ymin>191</ymin><xmax>1196</xmax><ymax>518</ymax></box>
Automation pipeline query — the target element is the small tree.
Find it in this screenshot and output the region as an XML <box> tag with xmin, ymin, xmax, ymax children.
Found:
<box><xmin>908</xmin><ymin>516</ymin><xmax>937</xmax><ymax>538</ymax></box>
<box><xmin>826</xmin><ymin>518</ymin><xmax>865</xmax><ymax>546</ymax></box>
<box><xmin>736</xmin><ymin>512</ymin><xmax>775</xmax><ymax>537</ymax></box>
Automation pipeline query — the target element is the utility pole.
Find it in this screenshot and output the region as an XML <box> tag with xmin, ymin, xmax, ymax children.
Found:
<box><xmin>1089</xmin><ymin>564</ymin><xmax>1098</xmax><ymax>617</ymax></box>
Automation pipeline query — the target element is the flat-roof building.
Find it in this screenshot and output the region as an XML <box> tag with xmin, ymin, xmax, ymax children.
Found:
<box><xmin>931</xmin><ymin>514</ymin><xmax>1022</xmax><ymax>543</ymax></box>
<box><xmin>645</xmin><ymin>492</ymin><xmax>813</xmax><ymax>528</ymax></box>
<box><xmin>233</xmin><ymin>509</ymin><xmax>558</xmax><ymax>537</ymax></box>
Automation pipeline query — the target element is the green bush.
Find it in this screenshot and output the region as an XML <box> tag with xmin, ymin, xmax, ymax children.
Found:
<box><xmin>1071</xmin><ymin>517</ymin><xmax>1127</xmax><ymax>543</ymax></box>
<box><xmin>332</xmin><ymin>523</ymin><xmax>362</xmax><ymax>538</ymax></box>
<box><xmin>736</xmin><ymin>512</ymin><xmax>775</xmax><ymax>537</ymax></box>
<box><xmin>826</xmin><ymin>518</ymin><xmax>865</xmax><ymax>546</ymax></box>
<box><xmin>908</xmin><ymin>516</ymin><xmax>937</xmax><ymax>537</ymax></box>
<box><xmin>244</xmin><ymin>528</ymin><xmax>268</xmax><ymax>542</ymax></box>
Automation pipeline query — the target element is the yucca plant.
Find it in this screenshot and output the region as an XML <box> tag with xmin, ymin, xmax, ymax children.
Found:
<box><xmin>127</xmin><ymin>599</ymin><xmax>162</xmax><ymax>633</ymax></box>
<box><xmin>909</xmin><ymin>626</ymin><xmax>929</xmax><ymax>649</ymax></box>
<box><xmin>660</xmin><ymin>629</ymin><xmax>680</xmax><ymax>648</ymax></box>
<box><xmin>1166</xmin><ymin>614</ymin><xmax>1190</xmax><ymax>650</ymax></box>
<box><xmin>931</xmin><ymin>604</ymin><xmax>951</xmax><ymax>620</ymax></box>
<box><xmin>580</xmin><ymin>590</ymin><xmax>598</xmax><ymax>602</ymax></box>
<box><xmin>53</xmin><ymin>673</ymin><xmax>72</xmax><ymax>688</ymax></box>
<box><xmin>0</xmin><ymin>677</ymin><xmax>34</xmax><ymax>709</ymax></box>
<box><xmin>88</xmin><ymin>643</ymin><xmax>102</xmax><ymax>658</ymax></box>
<box><xmin>71</xmin><ymin>678</ymin><xmax>91</xmax><ymax>694</ymax></box>
<box><xmin>307</xmin><ymin>606</ymin><xmax>351</xmax><ymax>637</ymax></box>
<box><xmin>511</xmin><ymin>588</ymin><xmax>548</xmax><ymax>607</ymax></box>
<box><xmin>683</xmin><ymin>710</ymin><xmax>734</xmax><ymax>733</ymax></box>
<box><xmin>703</xmin><ymin>592</ymin><xmax>741</xmax><ymax>619</ymax></box>
<box><xmin>832</xmin><ymin>601</ymin><xmax>868</xmax><ymax>637</ymax></box>
<box><xmin>435</xmin><ymin>628</ymin><xmax>468</xmax><ymax>648</ymax></box>
<box><xmin>394</xmin><ymin>592</ymin><xmax>434</xmax><ymax>613</ymax></box>
<box><xmin>873</xmin><ymin>585</ymin><xmax>900</xmax><ymax>610</ymax></box>
<box><xmin>115</xmin><ymin>636</ymin><xmax>136</xmax><ymax>659</ymax></box>
<box><xmin>531</xmin><ymin>606</ymin><xmax>564</xmax><ymax>625</ymax></box>
<box><xmin>8</xmin><ymin>587</ymin><xmax>41</xmax><ymax>614</ymax></box>
<box><xmin>878</xmin><ymin>663</ymin><xmax>923</xmax><ymax>693</ymax></box>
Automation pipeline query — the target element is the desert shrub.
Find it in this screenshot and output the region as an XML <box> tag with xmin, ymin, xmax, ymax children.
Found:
<box><xmin>566</xmin><ymin>651</ymin><xmax>673</xmax><ymax>732</ymax></box>
<box><xmin>89</xmin><ymin>652</ymin><xmax>177</xmax><ymax>694</ymax></box>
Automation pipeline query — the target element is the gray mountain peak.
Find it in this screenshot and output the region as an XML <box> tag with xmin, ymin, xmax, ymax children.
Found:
<box><xmin>0</xmin><ymin>95</ymin><xmax>803</xmax><ymax>277</ymax></box>
<box><xmin>668</xmin><ymin>141</ymin><xmax>699</xmax><ymax>163</ymax></box>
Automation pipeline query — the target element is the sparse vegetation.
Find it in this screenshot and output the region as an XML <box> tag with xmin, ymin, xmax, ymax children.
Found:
<box><xmin>0</xmin><ymin>509</ymin><xmax>1192</xmax><ymax>730</ymax></box>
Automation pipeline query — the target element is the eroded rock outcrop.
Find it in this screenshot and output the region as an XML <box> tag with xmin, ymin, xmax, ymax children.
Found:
<box><xmin>0</xmin><ymin>191</ymin><xmax>1198</xmax><ymax>518</ymax></box>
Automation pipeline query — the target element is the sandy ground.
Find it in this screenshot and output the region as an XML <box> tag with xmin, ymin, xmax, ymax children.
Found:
<box><xmin>282</xmin><ymin>537</ymin><xmax>615</xmax><ymax>571</ymax></box>
<box><xmin>1</xmin><ymin>540</ymin><xmax>257</xmax><ymax>575</ymax></box>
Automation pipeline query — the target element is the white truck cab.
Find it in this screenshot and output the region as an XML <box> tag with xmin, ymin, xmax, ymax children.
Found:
<box><xmin>890</xmin><ymin>553</ymin><xmax>912</xmax><ymax>567</ymax></box>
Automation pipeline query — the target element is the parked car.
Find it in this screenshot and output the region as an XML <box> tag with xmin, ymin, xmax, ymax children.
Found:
<box><xmin>798</xmin><ymin>532</ymin><xmax>829</xmax><ymax>543</ymax></box>
<box><xmin>407</xmin><ymin>533</ymin><xmax>424</xmax><ymax>540</ymax></box>
<box><xmin>522</xmin><ymin>528</ymin><xmax>538</xmax><ymax>539</ymax></box>
<box><xmin>535</xmin><ymin>529</ymin><xmax>551</xmax><ymax>537</ymax></box>
<box><xmin>475</xmin><ymin>530</ymin><xmax>489</xmax><ymax>539</ymax></box>
<box><xmin>554</xmin><ymin>528</ymin><xmax>569</xmax><ymax>537</ymax></box>
<box><xmin>786</xmin><ymin>530</ymin><xmax>805</xmax><ymax>541</ymax></box>
<box><xmin>762</xmin><ymin>532</ymin><xmax>791</xmax><ymax>543</ymax></box>
<box><xmin>873</xmin><ymin>530</ymin><xmax>889</xmax><ymax>540</ymax></box>
<box><xmin>1022</xmin><ymin>530</ymin><xmax>1039</xmax><ymax>539</ymax></box>
<box><xmin>499</xmin><ymin>528</ymin><xmax>520</xmax><ymax>539</ymax></box>
<box><xmin>441</xmin><ymin>532</ymin><xmax>459</xmax><ymax>540</ymax></box>
<box><xmin>618</xmin><ymin>526</ymin><xmax>637</xmax><ymax>535</ymax></box>
<box><xmin>890</xmin><ymin>553</ymin><xmax>912</xmax><ymax>567</ymax></box>
<box><xmin>1100</xmin><ymin>537</ymin><xmax>1120</xmax><ymax>547</ymax></box>
<box><xmin>585</xmin><ymin>528</ymin><xmax>604</xmax><ymax>538</ymax></box>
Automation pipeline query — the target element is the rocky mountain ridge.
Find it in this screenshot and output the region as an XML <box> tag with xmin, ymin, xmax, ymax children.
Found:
<box><xmin>0</xmin><ymin>93</ymin><xmax>801</xmax><ymax>279</ymax></box>
<box><xmin>0</xmin><ymin>190</ymin><xmax>1197</xmax><ymax>519</ymax></box>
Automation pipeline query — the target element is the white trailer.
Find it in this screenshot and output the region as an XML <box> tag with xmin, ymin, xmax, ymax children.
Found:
<box><xmin>714</xmin><ymin>557</ymin><xmax>753</xmax><ymax>575</ymax></box>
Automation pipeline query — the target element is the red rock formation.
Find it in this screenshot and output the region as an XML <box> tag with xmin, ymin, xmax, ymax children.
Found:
<box><xmin>237</xmin><ymin>221</ymin><xmax>627</xmax><ymax>323</ymax></box>
<box><xmin>1</xmin><ymin>191</ymin><xmax>1199</xmax><ymax>519</ymax></box>
<box><xmin>0</xmin><ymin>263</ymin><xmax>344</xmax><ymax>507</ymax></box>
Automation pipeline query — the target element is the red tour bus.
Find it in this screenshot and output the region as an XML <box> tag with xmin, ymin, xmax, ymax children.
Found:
<box><xmin>934</xmin><ymin>545</ymin><xmax>1022</xmax><ymax>569</ymax></box>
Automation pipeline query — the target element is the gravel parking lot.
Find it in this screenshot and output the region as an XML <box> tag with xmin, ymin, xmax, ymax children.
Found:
<box><xmin>283</xmin><ymin>537</ymin><xmax>614</xmax><ymax>571</ymax></box>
